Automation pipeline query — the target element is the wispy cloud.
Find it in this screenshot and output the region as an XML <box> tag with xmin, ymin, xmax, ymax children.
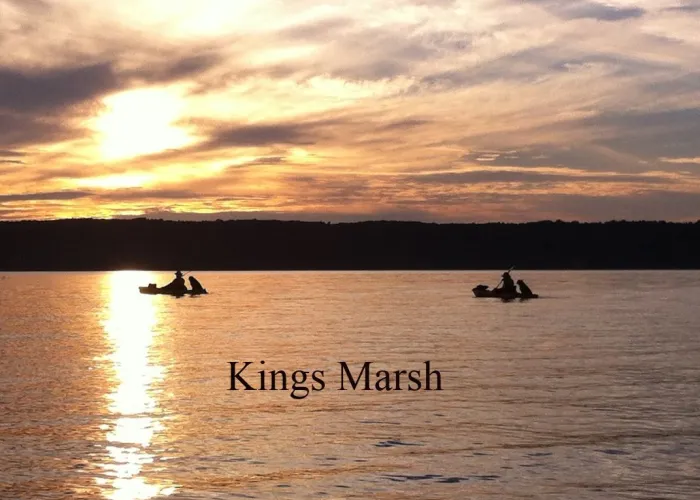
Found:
<box><xmin>0</xmin><ymin>63</ymin><xmax>119</xmax><ymax>113</ymax></box>
<box><xmin>525</xmin><ymin>0</ymin><xmax>646</xmax><ymax>21</ymax></box>
<box><xmin>664</xmin><ymin>1</ymin><xmax>700</xmax><ymax>13</ymax></box>
<box><xmin>0</xmin><ymin>190</ymin><xmax>91</xmax><ymax>202</ymax></box>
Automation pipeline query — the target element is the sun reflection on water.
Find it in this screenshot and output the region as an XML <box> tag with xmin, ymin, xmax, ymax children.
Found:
<box><xmin>100</xmin><ymin>271</ymin><xmax>176</xmax><ymax>499</ymax></box>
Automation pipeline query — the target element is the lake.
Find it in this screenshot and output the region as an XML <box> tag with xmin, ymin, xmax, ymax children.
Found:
<box><xmin>1</xmin><ymin>271</ymin><xmax>699</xmax><ymax>499</ymax></box>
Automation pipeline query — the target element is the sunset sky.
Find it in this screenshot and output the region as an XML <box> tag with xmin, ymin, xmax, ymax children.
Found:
<box><xmin>1</xmin><ymin>0</ymin><xmax>699</xmax><ymax>222</ymax></box>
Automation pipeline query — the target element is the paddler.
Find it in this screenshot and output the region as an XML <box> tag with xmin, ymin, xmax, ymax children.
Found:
<box><xmin>161</xmin><ymin>270</ymin><xmax>187</xmax><ymax>293</ymax></box>
<box><xmin>495</xmin><ymin>271</ymin><xmax>517</xmax><ymax>294</ymax></box>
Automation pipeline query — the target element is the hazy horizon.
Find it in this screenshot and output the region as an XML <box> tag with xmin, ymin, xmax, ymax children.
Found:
<box><xmin>3</xmin><ymin>214</ymin><xmax>700</xmax><ymax>224</ymax></box>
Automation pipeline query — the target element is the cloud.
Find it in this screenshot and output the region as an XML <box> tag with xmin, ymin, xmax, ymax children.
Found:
<box><xmin>405</xmin><ymin>169</ymin><xmax>678</xmax><ymax>185</ymax></box>
<box><xmin>661</xmin><ymin>156</ymin><xmax>700</xmax><ymax>165</ymax></box>
<box><xmin>0</xmin><ymin>190</ymin><xmax>91</xmax><ymax>202</ymax></box>
<box><xmin>279</xmin><ymin>17</ymin><xmax>356</xmax><ymax>41</ymax></box>
<box><xmin>94</xmin><ymin>188</ymin><xmax>199</xmax><ymax>201</ymax></box>
<box><xmin>123</xmin><ymin>53</ymin><xmax>223</xmax><ymax>85</ymax></box>
<box><xmin>459</xmin><ymin>146</ymin><xmax>652</xmax><ymax>172</ymax></box>
<box><xmin>0</xmin><ymin>166</ymin><xmax>17</xmax><ymax>177</ymax></box>
<box><xmin>231</xmin><ymin>156</ymin><xmax>287</xmax><ymax>168</ymax></box>
<box><xmin>0</xmin><ymin>208</ymin><xmax>20</xmax><ymax>218</ymax></box>
<box><xmin>280</xmin><ymin>173</ymin><xmax>372</xmax><ymax>202</ymax></box>
<box><xmin>418</xmin><ymin>43</ymin><xmax>672</xmax><ymax>95</ymax></box>
<box><xmin>586</xmin><ymin>107</ymin><xmax>700</xmax><ymax>160</ymax></box>
<box><xmin>155</xmin><ymin>117</ymin><xmax>349</xmax><ymax>160</ymax></box>
<box><xmin>664</xmin><ymin>2</ymin><xmax>700</xmax><ymax>13</ymax></box>
<box><xmin>0</xmin><ymin>150</ymin><xmax>26</xmax><ymax>157</ymax></box>
<box><xmin>526</xmin><ymin>0</ymin><xmax>646</xmax><ymax>21</ymax></box>
<box><xmin>0</xmin><ymin>188</ymin><xmax>210</xmax><ymax>204</ymax></box>
<box><xmin>279</xmin><ymin>23</ymin><xmax>472</xmax><ymax>83</ymax></box>
<box><xmin>0</xmin><ymin>63</ymin><xmax>119</xmax><ymax>114</ymax></box>
<box><xmin>1</xmin><ymin>0</ymin><xmax>50</xmax><ymax>12</ymax></box>
<box><xmin>207</xmin><ymin>124</ymin><xmax>315</xmax><ymax>148</ymax></box>
<box><xmin>0</xmin><ymin>112</ymin><xmax>81</xmax><ymax>148</ymax></box>
<box><xmin>381</xmin><ymin>118</ymin><xmax>431</xmax><ymax>130</ymax></box>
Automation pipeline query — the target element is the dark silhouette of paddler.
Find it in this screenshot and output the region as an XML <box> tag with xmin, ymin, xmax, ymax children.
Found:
<box><xmin>495</xmin><ymin>271</ymin><xmax>517</xmax><ymax>294</ymax></box>
<box><xmin>161</xmin><ymin>270</ymin><xmax>187</xmax><ymax>293</ymax></box>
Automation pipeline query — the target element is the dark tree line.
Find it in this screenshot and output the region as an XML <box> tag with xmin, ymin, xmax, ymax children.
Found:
<box><xmin>1</xmin><ymin>218</ymin><xmax>699</xmax><ymax>270</ymax></box>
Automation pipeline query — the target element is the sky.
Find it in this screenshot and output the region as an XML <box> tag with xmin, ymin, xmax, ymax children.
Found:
<box><xmin>1</xmin><ymin>0</ymin><xmax>699</xmax><ymax>222</ymax></box>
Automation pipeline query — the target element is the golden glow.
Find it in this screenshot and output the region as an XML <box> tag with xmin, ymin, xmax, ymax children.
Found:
<box><xmin>93</xmin><ymin>88</ymin><xmax>195</xmax><ymax>161</ymax></box>
<box><xmin>661</xmin><ymin>157</ymin><xmax>700</xmax><ymax>165</ymax></box>
<box><xmin>100</xmin><ymin>271</ymin><xmax>176</xmax><ymax>499</ymax></box>
<box><xmin>162</xmin><ymin>0</ymin><xmax>258</xmax><ymax>36</ymax></box>
<box><xmin>307</xmin><ymin>76</ymin><xmax>414</xmax><ymax>100</ymax></box>
<box><xmin>74</xmin><ymin>174</ymin><xmax>155</xmax><ymax>190</ymax></box>
<box><xmin>3</xmin><ymin>0</ymin><xmax>699</xmax><ymax>222</ymax></box>
<box><xmin>250</xmin><ymin>45</ymin><xmax>318</xmax><ymax>66</ymax></box>
<box><xmin>289</xmin><ymin>148</ymin><xmax>312</xmax><ymax>162</ymax></box>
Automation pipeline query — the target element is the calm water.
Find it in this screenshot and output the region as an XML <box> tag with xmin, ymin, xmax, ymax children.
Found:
<box><xmin>1</xmin><ymin>271</ymin><xmax>699</xmax><ymax>499</ymax></box>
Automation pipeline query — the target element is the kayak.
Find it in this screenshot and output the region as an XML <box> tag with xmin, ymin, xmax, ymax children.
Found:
<box><xmin>139</xmin><ymin>286</ymin><xmax>207</xmax><ymax>296</ymax></box>
<box><xmin>139</xmin><ymin>284</ymin><xmax>208</xmax><ymax>296</ymax></box>
<box><xmin>472</xmin><ymin>285</ymin><xmax>538</xmax><ymax>299</ymax></box>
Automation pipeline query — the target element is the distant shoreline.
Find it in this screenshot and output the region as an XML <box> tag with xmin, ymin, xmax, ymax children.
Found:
<box><xmin>2</xmin><ymin>218</ymin><xmax>699</xmax><ymax>271</ymax></box>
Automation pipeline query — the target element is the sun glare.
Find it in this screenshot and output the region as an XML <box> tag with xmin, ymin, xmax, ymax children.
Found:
<box><xmin>93</xmin><ymin>88</ymin><xmax>196</xmax><ymax>161</ymax></box>
<box><xmin>100</xmin><ymin>271</ymin><xmax>177</xmax><ymax>499</ymax></box>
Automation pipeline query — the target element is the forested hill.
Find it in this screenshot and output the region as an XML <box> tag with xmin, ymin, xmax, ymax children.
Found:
<box><xmin>1</xmin><ymin>219</ymin><xmax>699</xmax><ymax>270</ymax></box>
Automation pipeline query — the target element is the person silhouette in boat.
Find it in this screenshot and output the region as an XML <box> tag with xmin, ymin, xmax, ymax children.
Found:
<box><xmin>161</xmin><ymin>270</ymin><xmax>187</xmax><ymax>293</ymax></box>
<box><xmin>495</xmin><ymin>271</ymin><xmax>517</xmax><ymax>295</ymax></box>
